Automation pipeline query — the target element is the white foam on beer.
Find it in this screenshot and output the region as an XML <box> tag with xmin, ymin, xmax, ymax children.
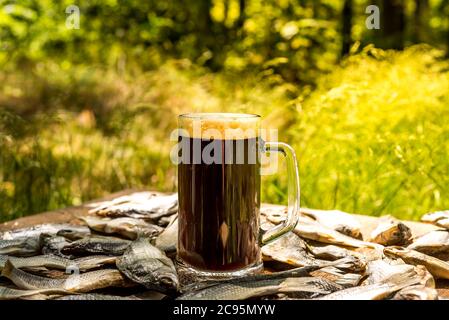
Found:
<box><xmin>179</xmin><ymin>113</ymin><xmax>260</xmax><ymax>139</ymax></box>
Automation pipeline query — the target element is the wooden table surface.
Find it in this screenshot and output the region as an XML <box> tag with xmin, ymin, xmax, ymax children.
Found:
<box><xmin>1</xmin><ymin>190</ymin><xmax>448</xmax><ymax>298</ymax></box>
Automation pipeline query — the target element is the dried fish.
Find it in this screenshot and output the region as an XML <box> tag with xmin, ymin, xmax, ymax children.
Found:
<box><xmin>408</xmin><ymin>230</ymin><xmax>449</xmax><ymax>258</ymax></box>
<box><xmin>265</xmin><ymin>212</ymin><xmax>382</xmax><ymax>250</ymax></box>
<box><xmin>324</xmin><ymin>255</ymin><xmax>366</xmax><ymax>273</ymax></box>
<box><xmin>384</xmin><ymin>246</ymin><xmax>449</xmax><ymax>280</ymax></box>
<box><xmin>0</xmin><ymin>285</ymin><xmax>70</xmax><ymax>300</ymax></box>
<box><xmin>421</xmin><ymin>211</ymin><xmax>449</xmax><ymax>229</ymax></box>
<box><xmin>301</xmin><ymin>208</ymin><xmax>362</xmax><ymax>239</ymax></box>
<box><xmin>0</xmin><ymin>237</ymin><xmax>41</xmax><ymax>257</ymax></box>
<box><xmin>0</xmin><ymin>224</ymin><xmax>90</xmax><ymax>241</ymax></box>
<box><xmin>309</xmin><ymin>244</ymin><xmax>365</xmax><ymax>262</ymax></box>
<box><xmin>55</xmin><ymin>294</ymin><xmax>140</xmax><ymax>300</ymax></box>
<box><xmin>180</xmin><ymin>258</ymin><xmax>353</xmax><ymax>294</ymax></box>
<box><xmin>117</xmin><ymin>238</ymin><xmax>179</xmax><ymax>293</ymax></box>
<box><xmin>262</xmin><ymin>231</ymin><xmax>318</xmax><ymax>267</ymax></box>
<box><xmin>362</xmin><ymin>260</ymin><xmax>416</xmax><ymax>286</ymax></box>
<box><xmin>2</xmin><ymin>260</ymin><xmax>129</xmax><ymax>292</ymax></box>
<box><xmin>392</xmin><ymin>285</ymin><xmax>439</xmax><ymax>300</ymax></box>
<box><xmin>309</xmin><ymin>244</ymin><xmax>353</xmax><ymax>261</ymax></box>
<box><xmin>318</xmin><ymin>270</ymin><xmax>421</xmax><ymax>300</ymax></box>
<box><xmin>369</xmin><ymin>215</ymin><xmax>412</xmax><ymax>246</ymax></box>
<box><xmin>154</xmin><ymin>216</ymin><xmax>178</xmax><ymax>253</ymax></box>
<box><xmin>4</xmin><ymin>255</ymin><xmax>117</xmax><ymax>274</ymax></box>
<box><xmin>89</xmin><ymin>192</ymin><xmax>178</xmax><ymax>221</ymax></box>
<box><xmin>80</xmin><ymin>216</ymin><xmax>163</xmax><ymax>240</ymax></box>
<box><xmin>0</xmin><ymin>255</ymin><xmax>71</xmax><ymax>271</ymax></box>
<box><xmin>61</xmin><ymin>237</ymin><xmax>131</xmax><ymax>256</ymax></box>
<box><xmin>177</xmin><ymin>276</ymin><xmax>339</xmax><ymax>300</ymax></box>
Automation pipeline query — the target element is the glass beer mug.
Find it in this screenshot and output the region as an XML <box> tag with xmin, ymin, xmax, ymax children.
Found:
<box><xmin>176</xmin><ymin>113</ymin><xmax>300</xmax><ymax>277</ymax></box>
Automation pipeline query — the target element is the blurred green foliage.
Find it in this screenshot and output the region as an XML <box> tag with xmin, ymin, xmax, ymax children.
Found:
<box><xmin>1</xmin><ymin>0</ymin><xmax>449</xmax><ymax>221</ymax></box>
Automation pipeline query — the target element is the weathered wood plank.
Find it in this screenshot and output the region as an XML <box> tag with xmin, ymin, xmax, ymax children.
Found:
<box><xmin>0</xmin><ymin>189</ymin><xmax>139</xmax><ymax>232</ymax></box>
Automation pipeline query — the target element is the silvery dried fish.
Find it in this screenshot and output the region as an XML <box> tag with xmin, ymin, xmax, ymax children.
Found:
<box><xmin>89</xmin><ymin>192</ymin><xmax>178</xmax><ymax>221</ymax></box>
<box><xmin>0</xmin><ymin>237</ymin><xmax>41</xmax><ymax>257</ymax></box>
<box><xmin>0</xmin><ymin>285</ymin><xmax>70</xmax><ymax>300</ymax></box>
<box><xmin>421</xmin><ymin>211</ymin><xmax>449</xmax><ymax>229</ymax></box>
<box><xmin>55</xmin><ymin>294</ymin><xmax>140</xmax><ymax>300</ymax></box>
<box><xmin>384</xmin><ymin>246</ymin><xmax>449</xmax><ymax>280</ymax></box>
<box><xmin>362</xmin><ymin>260</ymin><xmax>416</xmax><ymax>286</ymax></box>
<box><xmin>179</xmin><ymin>264</ymin><xmax>324</xmax><ymax>293</ymax></box>
<box><xmin>369</xmin><ymin>215</ymin><xmax>412</xmax><ymax>246</ymax></box>
<box><xmin>0</xmin><ymin>224</ymin><xmax>90</xmax><ymax>241</ymax></box>
<box><xmin>301</xmin><ymin>208</ymin><xmax>362</xmax><ymax>239</ymax></box>
<box><xmin>0</xmin><ymin>255</ymin><xmax>71</xmax><ymax>272</ymax></box>
<box><xmin>2</xmin><ymin>260</ymin><xmax>129</xmax><ymax>292</ymax></box>
<box><xmin>117</xmin><ymin>238</ymin><xmax>179</xmax><ymax>293</ymax></box>
<box><xmin>0</xmin><ymin>255</ymin><xmax>116</xmax><ymax>276</ymax></box>
<box><xmin>80</xmin><ymin>216</ymin><xmax>163</xmax><ymax>240</ymax></box>
<box><xmin>177</xmin><ymin>277</ymin><xmax>337</xmax><ymax>300</ymax></box>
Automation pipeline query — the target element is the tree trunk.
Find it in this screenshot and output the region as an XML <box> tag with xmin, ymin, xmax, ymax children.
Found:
<box><xmin>447</xmin><ymin>27</ymin><xmax>449</xmax><ymax>57</ymax></box>
<box><xmin>413</xmin><ymin>0</ymin><xmax>429</xmax><ymax>43</ymax></box>
<box><xmin>381</xmin><ymin>0</ymin><xmax>405</xmax><ymax>49</ymax></box>
<box><xmin>341</xmin><ymin>0</ymin><xmax>353</xmax><ymax>57</ymax></box>
<box><xmin>224</xmin><ymin>0</ymin><xmax>229</xmax><ymax>25</ymax></box>
<box><xmin>237</xmin><ymin>0</ymin><xmax>246</xmax><ymax>30</ymax></box>
<box><xmin>197</xmin><ymin>0</ymin><xmax>213</xmax><ymax>36</ymax></box>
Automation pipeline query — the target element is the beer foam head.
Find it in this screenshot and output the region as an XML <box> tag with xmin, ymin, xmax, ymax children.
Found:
<box><xmin>179</xmin><ymin>113</ymin><xmax>260</xmax><ymax>140</ymax></box>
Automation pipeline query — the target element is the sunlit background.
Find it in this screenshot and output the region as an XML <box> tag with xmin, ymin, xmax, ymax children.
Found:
<box><xmin>0</xmin><ymin>0</ymin><xmax>449</xmax><ymax>222</ymax></box>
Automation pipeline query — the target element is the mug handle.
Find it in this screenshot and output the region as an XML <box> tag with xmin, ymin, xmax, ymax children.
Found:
<box><xmin>260</xmin><ymin>141</ymin><xmax>300</xmax><ymax>245</ymax></box>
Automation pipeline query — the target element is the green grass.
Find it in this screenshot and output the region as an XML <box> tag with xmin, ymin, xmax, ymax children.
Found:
<box><xmin>1</xmin><ymin>45</ymin><xmax>449</xmax><ymax>222</ymax></box>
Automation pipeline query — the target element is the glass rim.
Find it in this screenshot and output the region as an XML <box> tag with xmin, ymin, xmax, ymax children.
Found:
<box><xmin>179</xmin><ymin>112</ymin><xmax>260</xmax><ymax>120</ymax></box>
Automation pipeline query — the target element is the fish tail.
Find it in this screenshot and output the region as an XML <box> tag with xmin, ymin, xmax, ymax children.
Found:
<box><xmin>1</xmin><ymin>260</ymin><xmax>14</xmax><ymax>278</ymax></box>
<box><xmin>384</xmin><ymin>269</ymin><xmax>421</xmax><ymax>288</ymax></box>
<box><xmin>334</xmin><ymin>273</ymin><xmax>363</xmax><ymax>288</ymax></box>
